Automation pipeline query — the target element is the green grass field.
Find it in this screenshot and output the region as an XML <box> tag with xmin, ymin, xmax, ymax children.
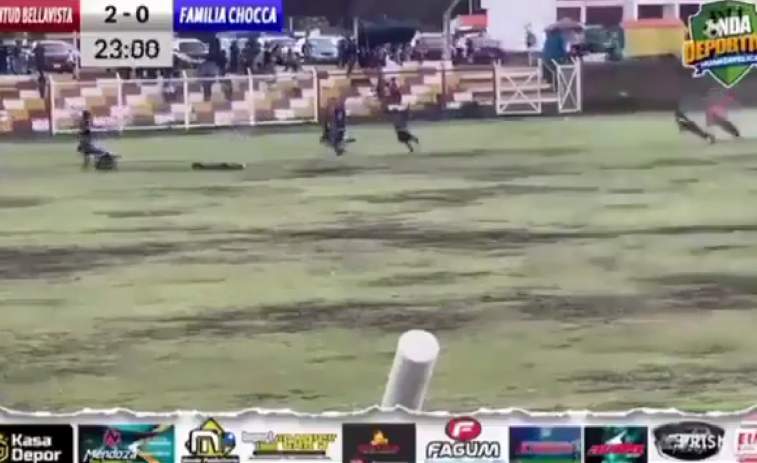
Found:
<box><xmin>3</xmin><ymin>114</ymin><xmax>757</xmax><ymax>413</ymax></box>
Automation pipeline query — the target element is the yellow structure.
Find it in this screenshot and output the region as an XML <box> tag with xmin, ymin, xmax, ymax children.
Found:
<box><xmin>622</xmin><ymin>18</ymin><xmax>686</xmax><ymax>57</ymax></box>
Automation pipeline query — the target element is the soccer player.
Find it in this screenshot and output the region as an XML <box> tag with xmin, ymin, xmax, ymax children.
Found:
<box><xmin>393</xmin><ymin>107</ymin><xmax>419</xmax><ymax>152</ymax></box>
<box><xmin>77</xmin><ymin>110</ymin><xmax>97</xmax><ymax>169</ymax></box>
<box><xmin>706</xmin><ymin>94</ymin><xmax>741</xmax><ymax>140</ymax></box>
<box><xmin>330</xmin><ymin>100</ymin><xmax>348</xmax><ymax>155</ymax></box>
<box><xmin>675</xmin><ymin>108</ymin><xmax>714</xmax><ymax>143</ymax></box>
<box><xmin>77</xmin><ymin>110</ymin><xmax>116</xmax><ymax>170</ymax></box>
<box><xmin>320</xmin><ymin>118</ymin><xmax>331</xmax><ymax>145</ymax></box>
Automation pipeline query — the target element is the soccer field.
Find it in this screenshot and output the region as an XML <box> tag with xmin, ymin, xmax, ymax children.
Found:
<box><xmin>2</xmin><ymin>114</ymin><xmax>757</xmax><ymax>413</ymax></box>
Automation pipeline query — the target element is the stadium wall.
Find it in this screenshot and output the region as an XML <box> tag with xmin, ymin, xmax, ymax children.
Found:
<box><xmin>0</xmin><ymin>58</ymin><xmax>752</xmax><ymax>137</ymax></box>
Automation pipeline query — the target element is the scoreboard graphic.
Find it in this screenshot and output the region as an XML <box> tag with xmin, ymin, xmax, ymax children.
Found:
<box><xmin>0</xmin><ymin>0</ymin><xmax>283</xmax><ymax>67</ymax></box>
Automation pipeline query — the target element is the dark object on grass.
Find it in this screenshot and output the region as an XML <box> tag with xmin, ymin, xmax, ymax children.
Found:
<box><xmin>191</xmin><ymin>162</ymin><xmax>245</xmax><ymax>170</ymax></box>
<box><xmin>94</xmin><ymin>153</ymin><xmax>118</xmax><ymax>170</ymax></box>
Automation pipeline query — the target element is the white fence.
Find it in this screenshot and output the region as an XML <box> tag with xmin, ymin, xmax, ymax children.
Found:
<box><xmin>49</xmin><ymin>69</ymin><xmax>321</xmax><ymax>135</ymax></box>
<box><xmin>44</xmin><ymin>61</ymin><xmax>582</xmax><ymax>135</ymax></box>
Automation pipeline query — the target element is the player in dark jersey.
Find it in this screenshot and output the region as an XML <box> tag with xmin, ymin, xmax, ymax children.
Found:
<box><xmin>320</xmin><ymin>119</ymin><xmax>331</xmax><ymax>145</ymax></box>
<box><xmin>330</xmin><ymin>101</ymin><xmax>348</xmax><ymax>155</ymax></box>
<box><xmin>675</xmin><ymin>108</ymin><xmax>714</xmax><ymax>143</ymax></box>
<box><xmin>77</xmin><ymin>110</ymin><xmax>117</xmax><ymax>170</ymax></box>
<box><xmin>393</xmin><ymin>107</ymin><xmax>419</xmax><ymax>152</ymax></box>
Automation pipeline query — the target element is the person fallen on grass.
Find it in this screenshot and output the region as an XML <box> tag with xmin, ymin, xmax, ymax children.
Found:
<box><xmin>392</xmin><ymin>106</ymin><xmax>419</xmax><ymax>152</ymax></box>
<box><xmin>675</xmin><ymin>108</ymin><xmax>714</xmax><ymax>143</ymax></box>
<box><xmin>77</xmin><ymin>110</ymin><xmax>117</xmax><ymax>170</ymax></box>
<box><xmin>706</xmin><ymin>94</ymin><xmax>741</xmax><ymax>140</ymax></box>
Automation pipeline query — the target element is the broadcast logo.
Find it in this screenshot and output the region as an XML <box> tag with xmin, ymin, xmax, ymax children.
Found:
<box><xmin>508</xmin><ymin>426</ymin><xmax>581</xmax><ymax>463</ymax></box>
<box><xmin>182</xmin><ymin>418</ymin><xmax>239</xmax><ymax>463</ymax></box>
<box><xmin>0</xmin><ymin>425</ymin><xmax>74</xmax><ymax>463</ymax></box>
<box><xmin>242</xmin><ymin>430</ymin><xmax>337</xmax><ymax>459</ymax></box>
<box><xmin>653</xmin><ymin>421</ymin><xmax>724</xmax><ymax>461</ymax></box>
<box><xmin>682</xmin><ymin>0</ymin><xmax>757</xmax><ymax>88</ymax></box>
<box><xmin>426</xmin><ymin>417</ymin><xmax>501</xmax><ymax>460</ymax></box>
<box><xmin>583</xmin><ymin>426</ymin><xmax>648</xmax><ymax>463</ymax></box>
<box><xmin>79</xmin><ymin>424</ymin><xmax>175</xmax><ymax>463</ymax></box>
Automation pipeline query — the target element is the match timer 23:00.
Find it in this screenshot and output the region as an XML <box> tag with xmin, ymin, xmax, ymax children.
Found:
<box><xmin>79</xmin><ymin>0</ymin><xmax>173</xmax><ymax>67</ymax></box>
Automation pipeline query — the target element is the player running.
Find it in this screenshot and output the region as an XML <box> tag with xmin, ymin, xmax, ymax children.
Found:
<box><xmin>392</xmin><ymin>107</ymin><xmax>419</xmax><ymax>152</ymax></box>
<box><xmin>706</xmin><ymin>94</ymin><xmax>741</xmax><ymax>140</ymax></box>
<box><xmin>675</xmin><ymin>108</ymin><xmax>715</xmax><ymax>143</ymax></box>
<box><xmin>321</xmin><ymin>100</ymin><xmax>354</xmax><ymax>156</ymax></box>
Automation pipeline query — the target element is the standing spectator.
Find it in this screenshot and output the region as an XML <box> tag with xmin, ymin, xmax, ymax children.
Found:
<box><xmin>0</xmin><ymin>45</ymin><xmax>8</xmax><ymax>74</ymax></box>
<box><xmin>526</xmin><ymin>24</ymin><xmax>537</xmax><ymax>56</ymax></box>
<box><xmin>34</xmin><ymin>42</ymin><xmax>44</xmax><ymax>73</ymax></box>
<box><xmin>218</xmin><ymin>49</ymin><xmax>227</xmax><ymax>75</ymax></box>
<box><xmin>389</xmin><ymin>78</ymin><xmax>401</xmax><ymax>105</ymax></box>
<box><xmin>338</xmin><ymin>36</ymin><xmax>347</xmax><ymax>68</ymax></box>
<box><xmin>229</xmin><ymin>40</ymin><xmax>239</xmax><ymax>73</ymax></box>
<box><xmin>66</xmin><ymin>46</ymin><xmax>76</xmax><ymax>75</ymax></box>
<box><xmin>197</xmin><ymin>60</ymin><xmax>218</xmax><ymax>101</ymax></box>
<box><xmin>283</xmin><ymin>48</ymin><xmax>299</xmax><ymax>72</ymax></box>
<box><xmin>243</xmin><ymin>40</ymin><xmax>255</xmax><ymax>73</ymax></box>
<box><xmin>301</xmin><ymin>38</ymin><xmax>312</xmax><ymax>62</ymax></box>
<box><xmin>11</xmin><ymin>41</ymin><xmax>22</xmax><ymax>74</ymax></box>
<box><xmin>263</xmin><ymin>45</ymin><xmax>273</xmax><ymax>70</ymax></box>
<box><xmin>36</xmin><ymin>71</ymin><xmax>46</xmax><ymax>99</ymax></box>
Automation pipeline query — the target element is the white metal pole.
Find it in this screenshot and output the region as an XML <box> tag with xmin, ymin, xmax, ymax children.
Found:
<box><xmin>443</xmin><ymin>0</ymin><xmax>466</xmax><ymax>61</ymax></box>
<box><xmin>381</xmin><ymin>330</ymin><xmax>440</xmax><ymax>411</ymax></box>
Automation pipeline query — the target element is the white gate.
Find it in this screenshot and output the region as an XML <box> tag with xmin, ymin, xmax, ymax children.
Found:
<box><xmin>493</xmin><ymin>66</ymin><xmax>545</xmax><ymax>115</ymax></box>
<box><xmin>554</xmin><ymin>59</ymin><xmax>582</xmax><ymax>113</ymax></box>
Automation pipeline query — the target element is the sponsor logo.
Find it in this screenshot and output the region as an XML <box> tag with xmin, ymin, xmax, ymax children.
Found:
<box><xmin>583</xmin><ymin>426</ymin><xmax>648</xmax><ymax>463</ymax></box>
<box><xmin>509</xmin><ymin>426</ymin><xmax>581</xmax><ymax>463</ymax></box>
<box><xmin>444</xmin><ymin>419</ymin><xmax>482</xmax><ymax>442</ymax></box>
<box><xmin>426</xmin><ymin>418</ymin><xmax>501</xmax><ymax>460</ymax></box>
<box><xmin>735</xmin><ymin>415</ymin><xmax>757</xmax><ymax>462</ymax></box>
<box><xmin>0</xmin><ymin>425</ymin><xmax>73</xmax><ymax>463</ymax></box>
<box><xmin>242</xmin><ymin>431</ymin><xmax>337</xmax><ymax>459</ymax></box>
<box><xmin>653</xmin><ymin>421</ymin><xmax>724</xmax><ymax>461</ymax></box>
<box><xmin>182</xmin><ymin>418</ymin><xmax>239</xmax><ymax>463</ymax></box>
<box><xmin>78</xmin><ymin>424</ymin><xmax>175</xmax><ymax>463</ymax></box>
<box><xmin>341</xmin><ymin>423</ymin><xmax>415</xmax><ymax>463</ymax></box>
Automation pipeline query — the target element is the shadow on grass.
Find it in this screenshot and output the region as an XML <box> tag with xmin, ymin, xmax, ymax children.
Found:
<box><xmin>562</xmin><ymin>363</ymin><xmax>757</xmax><ymax>409</ymax></box>
<box><xmin>365</xmin><ymin>270</ymin><xmax>491</xmax><ymax>287</ymax></box>
<box><xmin>350</xmin><ymin>185</ymin><xmax>599</xmax><ymax>207</ymax></box>
<box><xmin>97</xmin><ymin>209</ymin><xmax>184</xmax><ymax>218</ymax></box>
<box><xmin>0</xmin><ymin>243</ymin><xmax>179</xmax><ymax>279</ymax></box>
<box><xmin>0</xmin><ymin>197</ymin><xmax>47</xmax><ymax>208</ymax></box>
<box><xmin>602</xmin><ymin>158</ymin><xmax>718</xmax><ymax>171</ymax></box>
<box><xmin>270</xmin><ymin>222</ymin><xmax>757</xmax><ymax>250</ymax></box>
<box><xmin>126</xmin><ymin>299</ymin><xmax>479</xmax><ymax>339</ymax></box>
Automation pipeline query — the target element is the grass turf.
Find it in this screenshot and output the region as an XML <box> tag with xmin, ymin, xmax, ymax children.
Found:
<box><xmin>2</xmin><ymin>113</ymin><xmax>757</xmax><ymax>412</ymax></box>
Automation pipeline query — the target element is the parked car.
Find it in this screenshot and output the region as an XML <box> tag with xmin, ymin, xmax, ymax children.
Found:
<box><xmin>413</xmin><ymin>34</ymin><xmax>446</xmax><ymax>60</ymax></box>
<box><xmin>298</xmin><ymin>36</ymin><xmax>339</xmax><ymax>63</ymax></box>
<box><xmin>467</xmin><ymin>37</ymin><xmax>505</xmax><ymax>64</ymax></box>
<box><xmin>173</xmin><ymin>38</ymin><xmax>208</xmax><ymax>68</ymax></box>
<box><xmin>29</xmin><ymin>40</ymin><xmax>78</xmax><ymax>72</ymax></box>
<box><xmin>259</xmin><ymin>35</ymin><xmax>296</xmax><ymax>53</ymax></box>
